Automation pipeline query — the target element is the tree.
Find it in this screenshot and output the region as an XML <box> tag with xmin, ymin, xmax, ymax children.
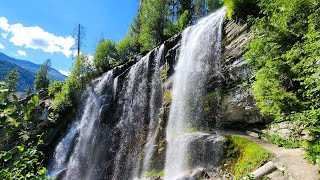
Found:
<box><xmin>94</xmin><ymin>39</ymin><xmax>119</xmax><ymax>72</ymax></box>
<box><xmin>4</xmin><ymin>68</ymin><xmax>19</xmax><ymax>93</ymax></box>
<box><xmin>206</xmin><ymin>0</ymin><xmax>221</xmax><ymax>14</ymax></box>
<box><xmin>25</xmin><ymin>85</ymin><xmax>32</xmax><ymax>96</ymax></box>
<box><xmin>34</xmin><ymin>59</ymin><xmax>51</xmax><ymax>90</ymax></box>
<box><xmin>139</xmin><ymin>0</ymin><xmax>167</xmax><ymax>51</ymax></box>
<box><xmin>194</xmin><ymin>0</ymin><xmax>206</xmax><ymax>20</ymax></box>
<box><xmin>73</xmin><ymin>24</ymin><xmax>86</xmax><ymax>58</ymax></box>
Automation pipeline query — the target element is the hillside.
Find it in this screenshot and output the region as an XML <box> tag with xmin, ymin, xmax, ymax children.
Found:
<box><xmin>0</xmin><ymin>58</ymin><xmax>36</xmax><ymax>91</ymax></box>
<box><xmin>0</xmin><ymin>52</ymin><xmax>67</xmax><ymax>91</ymax></box>
<box><xmin>0</xmin><ymin>52</ymin><xmax>67</xmax><ymax>81</ymax></box>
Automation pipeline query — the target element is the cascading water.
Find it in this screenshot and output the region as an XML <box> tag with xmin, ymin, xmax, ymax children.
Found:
<box><xmin>48</xmin><ymin>7</ymin><xmax>226</xmax><ymax>180</ymax></box>
<box><xmin>48</xmin><ymin>71</ymin><xmax>115</xmax><ymax>180</ymax></box>
<box><xmin>164</xmin><ymin>8</ymin><xmax>226</xmax><ymax>179</ymax></box>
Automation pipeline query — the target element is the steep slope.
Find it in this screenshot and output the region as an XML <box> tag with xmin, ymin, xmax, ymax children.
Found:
<box><xmin>0</xmin><ymin>58</ymin><xmax>36</xmax><ymax>91</ymax></box>
<box><xmin>0</xmin><ymin>52</ymin><xmax>67</xmax><ymax>81</ymax></box>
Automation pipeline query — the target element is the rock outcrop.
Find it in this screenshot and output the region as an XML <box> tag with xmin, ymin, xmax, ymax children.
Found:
<box><xmin>220</xmin><ymin>20</ymin><xmax>271</xmax><ymax>128</ymax></box>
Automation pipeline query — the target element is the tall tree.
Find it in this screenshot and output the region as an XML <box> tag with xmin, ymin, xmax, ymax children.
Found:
<box><xmin>73</xmin><ymin>24</ymin><xmax>86</xmax><ymax>58</ymax></box>
<box><xmin>194</xmin><ymin>0</ymin><xmax>206</xmax><ymax>20</ymax></box>
<box><xmin>206</xmin><ymin>0</ymin><xmax>221</xmax><ymax>14</ymax></box>
<box><xmin>139</xmin><ymin>0</ymin><xmax>167</xmax><ymax>51</ymax></box>
<box><xmin>4</xmin><ymin>68</ymin><xmax>19</xmax><ymax>93</ymax></box>
<box><xmin>34</xmin><ymin>59</ymin><xmax>51</xmax><ymax>90</ymax></box>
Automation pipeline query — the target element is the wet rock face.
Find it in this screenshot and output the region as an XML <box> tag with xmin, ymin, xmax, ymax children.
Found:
<box><xmin>220</xmin><ymin>20</ymin><xmax>270</xmax><ymax>128</ymax></box>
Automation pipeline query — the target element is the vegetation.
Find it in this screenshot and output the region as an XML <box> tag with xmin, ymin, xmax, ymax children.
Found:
<box><xmin>237</xmin><ymin>0</ymin><xmax>320</xmax><ymax>163</ymax></box>
<box><xmin>34</xmin><ymin>59</ymin><xmax>51</xmax><ymax>90</ymax></box>
<box><xmin>0</xmin><ymin>71</ymin><xmax>48</xmax><ymax>179</ymax></box>
<box><xmin>54</xmin><ymin>54</ymin><xmax>95</xmax><ymax>113</ymax></box>
<box><xmin>92</xmin><ymin>0</ymin><xmax>223</xmax><ymax>72</ymax></box>
<box><xmin>224</xmin><ymin>136</ymin><xmax>274</xmax><ymax>179</ymax></box>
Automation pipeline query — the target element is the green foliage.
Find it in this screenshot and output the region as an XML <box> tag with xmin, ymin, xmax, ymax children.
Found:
<box><xmin>34</xmin><ymin>59</ymin><xmax>51</xmax><ymax>90</ymax></box>
<box><xmin>0</xmin><ymin>92</ymin><xmax>48</xmax><ymax>179</ymax></box>
<box><xmin>117</xmin><ymin>36</ymin><xmax>136</xmax><ymax>62</ymax></box>
<box><xmin>144</xmin><ymin>169</ymin><xmax>164</xmax><ymax>178</ymax></box>
<box><xmin>48</xmin><ymin>81</ymin><xmax>63</xmax><ymax>96</ymax></box>
<box><xmin>94</xmin><ymin>39</ymin><xmax>119</xmax><ymax>73</ymax></box>
<box><xmin>177</xmin><ymin>10</ymin><xmax>191</xmax><ymax>31</ymax></box>
<box><xmin>245</xmin><ymin>0</ymin><xmax>320</xmax><ymax>163</ymax></box>
<box><xmin>54</xmin><ymin>55</ymin><xmax>95</xmax><ymax>113</ymax></box>
<box><xmin>139</xmin><ymin>0</ymin><xmax>167</xmax><ymax>51</ymax></box>
<box><xmin>266</xmin><ymin>134</ymin><xmax>300</xmax><ymax>148</ymax></box>
<box><xmin>224</xmin><ymin>136</ymin><xmax>274</xmax><ymax>179</ymax></box>
<box><xmin>4</xmin><ymin>68</ymin><xmax>19</xmax><ymax>94</ymax></box>
<box><xmin>223</xmin><ymin>0</ymin><xmax>260</xmax><ymax>20</ymax></box>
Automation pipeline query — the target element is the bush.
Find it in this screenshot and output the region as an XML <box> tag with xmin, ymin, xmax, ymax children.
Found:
<box><xmin>94</xmin><ymin>39</ymin><xmax>119</xmax><ymax>73</ymax></box>
<box><xmin>48</xmin><ymin>81</ymin><xmax>63</xmax><ymax>96</ymax></box>
<box><xmin>222</xmin><ymin>0</ymin><xmax>260</xmax><ymax>20</ymax></box>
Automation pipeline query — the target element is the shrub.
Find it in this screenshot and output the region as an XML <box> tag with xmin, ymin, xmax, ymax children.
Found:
<box><xmin>48</xmin><ymin>81</ymin><xmax>63</xmax><ymax>96</ymax></box>
<box><xmin>222</xmin><ymin>0</ymin><xmax>260</xmax><ymax>20</ymax></box>
<box><xmin>94</xmin><ymin>39</ymin><xmax>119</xmax><ymax>73</ymax></box>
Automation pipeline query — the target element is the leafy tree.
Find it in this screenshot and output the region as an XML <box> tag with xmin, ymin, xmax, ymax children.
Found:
<box><xmin>34</xmin><ymin>59</ymin><xmax>51</xmax><ymax>90</ymax></box>
<box><xmin>139</xmin><ymin>0</ymin><xmax>167</xmax><ymax>51</ymax></box>
<box><xmin>94</xmin><ymin>39</ymin><xmax>119</xmax><ymax>72</ymax></box>
<box><xmin>117</xmin><ymin>36</ymin><xmax>136</xmax><ymax>62</ymax></box>
<box><xmin>48</xmin><ymin>81</ymin><xmax>63</xmax><ymax>96</ymax></box>
<box><xmin>222</xmin><ymin>0</ymin><xmax>260</xmax><ymax>20</ymax></box>
<box><xmin>244</xmin><ymin>0</ymin><xmax>320</xmax><ymax>162</ymax></box>
<box><xmin>177</xmin><ymin>10</ymin><xmax>192</xmax><ymax>31</ymax></box>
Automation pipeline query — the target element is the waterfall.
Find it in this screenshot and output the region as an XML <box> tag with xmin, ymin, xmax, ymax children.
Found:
<box><xmin>48</xmin><ymin>7</ymin><xmax>226</xmax><ymax>180</ymax></box>
<box><xmin>164</xmin><ymin>8</ymin><xmax>226</xmax><ymax>179</ymax></box>
<box><xmin>48</xmin><ymin>71</ymin><xmax>115</xmax><ymax>180</ymax></box>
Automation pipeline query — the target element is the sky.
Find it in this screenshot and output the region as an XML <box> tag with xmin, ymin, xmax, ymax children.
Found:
<box><xmin>0</xmin><ymin>0</ymin><xmax>139</xmax><ymax>75</ymax></box>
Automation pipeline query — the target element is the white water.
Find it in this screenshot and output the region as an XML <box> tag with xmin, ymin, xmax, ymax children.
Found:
<box><xmin>48</xmin><ymin>71</ymin><xmax>115</xmax><ymax>180</ymax></box>
<box><xmin>164</xmin><ymin>8</ymin><xmax>226</xmax><ymax>179</ymax></box>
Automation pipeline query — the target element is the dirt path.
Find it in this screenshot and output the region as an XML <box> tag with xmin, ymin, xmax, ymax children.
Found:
<box><xmin>221</xmin><ymin>131</ymin><xmax>319</xmax><ymax>180</ymax></box>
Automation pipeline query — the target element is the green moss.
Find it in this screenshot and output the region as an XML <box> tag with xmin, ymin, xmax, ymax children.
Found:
<box><xmin>161</xmin><ymin>63</ymin><xmax>169</xmax><ymax>81</ymax></box>
<box><xmin>163</xmin><ymin>90</ymin><xmax>172</xmax><ymax>103</ymax></box>
<box><xmin>144</xmin><ymin>169</ymin><xmax>164</xmax><ymax>178</ymax></box>
<box><xmin>224</xmin><ymin>136</ymin><xmax>274</xmax><ymax>179</ymax></box>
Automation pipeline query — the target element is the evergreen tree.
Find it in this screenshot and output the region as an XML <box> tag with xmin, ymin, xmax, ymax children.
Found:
<box><xmin>4</xmin><ymin>68</ymin><xmax>19</xmax><ymax>93</ymax></box>
<box><xmin>34</xmin><ymin>59</ymin><xmax>51</xmax><ymax>90</ymax></box>
<box><xmin>26</xmin><ymin>85</ymin><xmax>32</xmax><ymax>96</ymax></box>
<box><xmin>194</xmin><ymin>0</ymin><xmax>206</xmax><ymax>20</ymax></box>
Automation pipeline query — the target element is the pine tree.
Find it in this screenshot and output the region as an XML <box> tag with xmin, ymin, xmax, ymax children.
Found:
<box><xmin>34</xmin><ymin>59</ymin><xmax>51</xmax><ymax>90</ymax></box>
<box><xmin>4</xmin><ymin>68</ymin><xmax>19</xmax><ymax>93</ymax></box>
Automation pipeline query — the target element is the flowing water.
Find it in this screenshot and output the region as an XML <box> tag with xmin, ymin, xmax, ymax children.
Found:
<box><xmin>48</xmin><ymin>8</ymin><xmax>226</xmax><ymax>180</ymax></box>
<box><xmin>164</xmin><ymin>8</ymin><xmax>226</xmax><ymax>179</ymax></box>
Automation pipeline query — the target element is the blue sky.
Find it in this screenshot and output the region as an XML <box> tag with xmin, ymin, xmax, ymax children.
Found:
<box><xmin>0</xmin><ymin>0</ymin><xmax>139</xmax><ymax>75</ymax></box>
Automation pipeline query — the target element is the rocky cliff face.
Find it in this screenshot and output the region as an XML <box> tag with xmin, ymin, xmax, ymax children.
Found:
<box><xmin>220</xmin><ymin>20</ymin><xmax>271</xmax><ymax>128</ymax></box>
<box><xmin>46</xmin><ymin>18</ymin><xmax>272</xmax><ymax>179</ymax></box>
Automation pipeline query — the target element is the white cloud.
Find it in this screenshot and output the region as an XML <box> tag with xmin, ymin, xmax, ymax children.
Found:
<box><xmin>1</xmin><ymin>32</ymin><xmax>8</xmax><ymax>39</ymax></box>
<box><xmin>17</xmin><ymin>50</ymin><xmax>26</xmax><ymax>56</ymax></box>
<box><xmin>0</xmin><ymin>17</ymin><xmax>75</xmax><ymax>57</ymax></box>
<box><xmin>58</xmin><ymin>70</ymin><xmax>70</xmax><ymax>76</ymax></box>
<box><xmin>0</xmin><ymin>43</ymin><xmax>4</xmax><ymax>49</ymax></box>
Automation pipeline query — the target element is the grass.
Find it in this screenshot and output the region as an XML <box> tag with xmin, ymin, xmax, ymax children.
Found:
<box><xmin>224</xmin><ymin>135</ymin><xmax>274</xmax><ymax>179</ymax></box>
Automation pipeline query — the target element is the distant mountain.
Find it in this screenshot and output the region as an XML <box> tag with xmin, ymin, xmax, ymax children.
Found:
<box><xmin>0</xmin><ymin>52</ymin><xmax>67</xmax><ymax>81</ymax></box>
<box><xmin>0</xmin><ymin>52</ymin><xmax>67</xmax><ymax>91</ymax></box>
<box><xmin>0</xmin><ymin>58</ymin><xmax>36</xmax><ymax>91</ymax></box>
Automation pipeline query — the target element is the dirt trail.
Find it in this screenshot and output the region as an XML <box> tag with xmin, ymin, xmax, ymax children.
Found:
<box><xmin>221</xmin><ymin>131</ymin><xmax>319</xmax><ymax>180</ymax></box>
